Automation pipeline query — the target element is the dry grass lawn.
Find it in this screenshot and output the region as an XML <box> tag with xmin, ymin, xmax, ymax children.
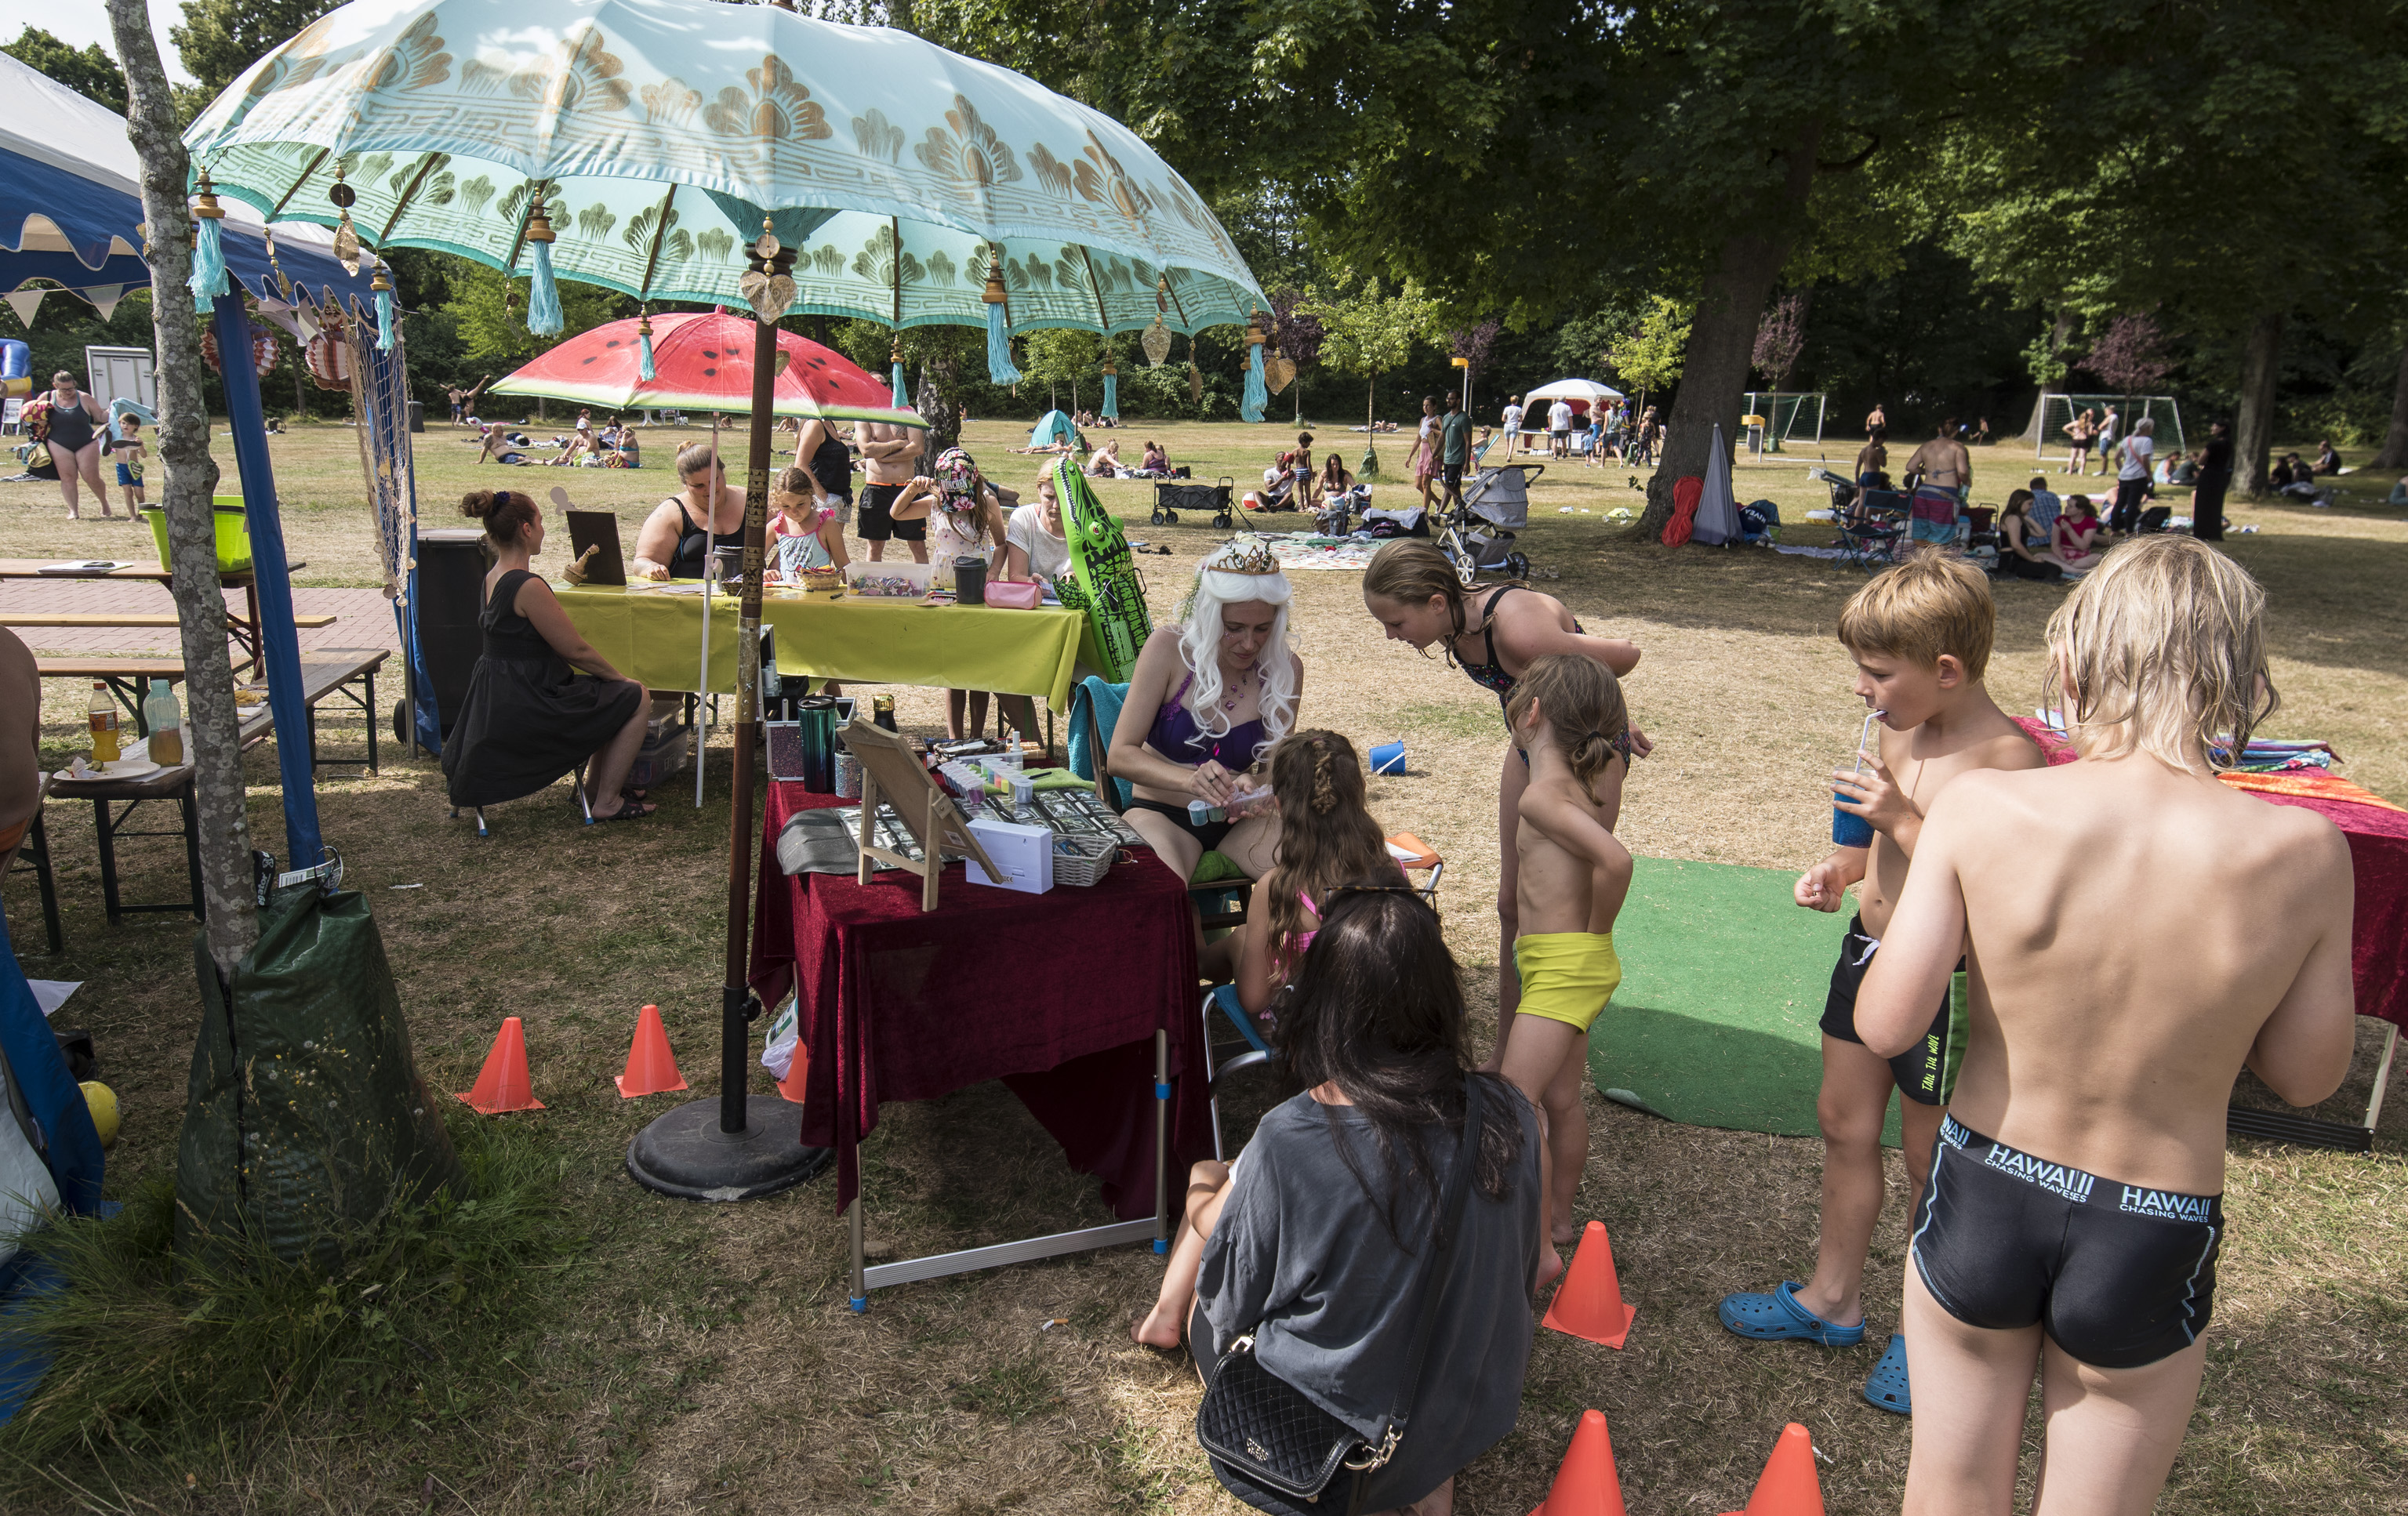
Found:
<box><xmin>1</xmin><ymin>412</ymin><xmax>2403</xmax><ymax>1514</ymax></box>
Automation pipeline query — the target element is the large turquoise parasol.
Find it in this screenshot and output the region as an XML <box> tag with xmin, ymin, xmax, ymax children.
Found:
<box><xmin>181</xmin><ymin>0</ymin><xmax>1266</xmax><ymax>350</ymax></box>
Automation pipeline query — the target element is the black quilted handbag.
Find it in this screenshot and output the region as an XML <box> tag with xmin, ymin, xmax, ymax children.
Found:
<box><xmin>1194</xmin><ymin>1077</ymin><xmax>1484</xmax><ymax>1511</ymax></box>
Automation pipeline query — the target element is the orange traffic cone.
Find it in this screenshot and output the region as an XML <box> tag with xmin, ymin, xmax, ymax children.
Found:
<box><xmin>456</xmin><ymin>1016</ymin><xmax>544</xmax><ymax>1114</ymax></box>
<box><xmin>1542</xmin><ymin>1220</ymin><xmax>1638</xmax><ymax>1347</ymax></box>
<box><xmin>1527</xmin><ymin>1409</ymin><xmax>1628</xmax><ymax>1516</ymax></box>
<box><xmin>776</xmin><ymin>1040</ymin><xmax>808</xmax><ymax>1104</ymax></box>
<box><xmin>616</xmin><ymin>1003</ymin><xmax>688</xmax><ymax>1098</ymax></box>
<box><xmin>1720</xmin><ymin>1424</ymin><xmax>1824</xmax><ymax>1516</ymax></box>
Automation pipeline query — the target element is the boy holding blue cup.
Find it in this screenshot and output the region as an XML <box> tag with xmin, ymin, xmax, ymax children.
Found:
<box><xmin>1720</xmin><ymin>554</ymin><xmax>2043</xmax><ymax>1414</ymax></box>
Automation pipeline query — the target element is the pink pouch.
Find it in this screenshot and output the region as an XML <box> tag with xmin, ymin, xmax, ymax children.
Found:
<box><xmin>984</xmin><ymin>579</ymin><xmax>1044</xmax><ymax>610</ymax></box>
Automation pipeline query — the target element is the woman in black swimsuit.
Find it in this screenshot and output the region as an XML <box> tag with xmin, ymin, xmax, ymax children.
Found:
<box><xmin>794</xmin><ymin>416</ymin><xmax>857</xmax><ymax>525</ymax></box>
<box><xmin>632</xmin><ymin>442</ymin><xmax>750</xmax><ymax>579</ymax></box>
<box><xmin>1361</xmin><ymin>542</ymin><xmax>1647</xmax><ymax>1048</ymax></box>
<box><xmin>40</xmin><ymin>372</ymin><xmax>115</xmax><ymax>520</ymax></box>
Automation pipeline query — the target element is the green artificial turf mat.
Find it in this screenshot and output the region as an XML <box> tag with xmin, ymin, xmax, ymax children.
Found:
<box><xmin>1591</xmin><ymin>855</ymin><xmax>1904</xmax><ymax>1146</ymax></box>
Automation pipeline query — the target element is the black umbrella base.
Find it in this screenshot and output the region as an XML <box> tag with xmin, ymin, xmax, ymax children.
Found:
<box><xmin>627</xmin><ymin>1094</ymin><xmax>833</xmax><ymax>1201</ymax></box>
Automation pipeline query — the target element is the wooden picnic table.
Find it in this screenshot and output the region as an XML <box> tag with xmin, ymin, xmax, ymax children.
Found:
<box><xmin>0</xmin><ymin>612</ymin><xmax>336</xmax><ymax>631</ymax></box>
<box><xmin>0</xmin><ymin>558</ymin><xmax>309</xmax><ymax>674</ymax></box>
<box><xmin>37</xmin><ymin>648</ymin><xmax>389</xmax><ymax>771</ymax></box>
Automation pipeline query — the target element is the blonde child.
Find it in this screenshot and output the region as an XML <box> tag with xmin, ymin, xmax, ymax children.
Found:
<box><xmin>109</xmin><ymin>414</ymin><xmax>147</xmax><ymax>508</ymax></box>
<box><xmin>1498</xmin><ymin>654</ymin><xmax>1635</xmax><ymax>1276</ymax></box>
<box><xmin>1720</xmin><ymin>553</ymin><xmax>2042</xmax><ymax>1416</ymax></box>
<box><xmin>1860</xmin><ymin>538</ymin><xmax>2352</xmax><ymax>1511</ymax></box>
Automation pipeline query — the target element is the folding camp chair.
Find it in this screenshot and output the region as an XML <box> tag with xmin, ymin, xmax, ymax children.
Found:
<box><xmin>1835</xmin><ymin>489</ymin><xmax>1909</xmax><ymax>571</ymax></box>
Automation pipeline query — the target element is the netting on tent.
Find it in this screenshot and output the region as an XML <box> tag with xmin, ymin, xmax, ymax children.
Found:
<box><xmin>2034</xmin><ymin>394</ymin><xmax>2184</xmax><ymax>455</ymax></box>
<box><xmin>1743</xmin><ymin>392</ymin><xmax>1826</xmax><ymax>448</ymax></box>
<box><xmin>343</xmin><ymin>297</ymin><xmax>438</xmax><ymax>753</ymax></box>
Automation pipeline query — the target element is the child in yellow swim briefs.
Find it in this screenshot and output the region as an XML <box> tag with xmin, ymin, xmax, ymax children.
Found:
<box><xmin>1499</xmin><ymin>655</ymin><xmax>1635</xmax><ymax>1275</ymax></box>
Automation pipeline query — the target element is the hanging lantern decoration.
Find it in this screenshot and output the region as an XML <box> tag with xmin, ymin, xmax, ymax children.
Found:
<box><xmin>982</xmin><ymin>253</ymin><xmax>1021</xmax><ymax>384</ymax></box>
<box><xmin>1262</xmin><ymin>308</ymin><xmax>1297</xmax><ymax>395</ymax></box>
<box><xmin>199</xmin><ymin>326</ymin><xmax>280</xmax><ymax>377</ymax></box>
<box><xmin>306</xmin><ymin>302</ymin><xmax>352</xmax><ymax>390</ymax></box>
<box><xmin>1140</xmin><ymin>275</ymin><xmax>1172</xmax><ymax>368</ymax></box>
<box><xmin>523</xmin><ymin>190</ymin><xmax>564</xmax><ymax>336</ymax></box>
<box><xmin>329</xmin><ymin>166</ymin><xmax>360</xmax><ymax>276</ymax></box>
<box><xmin>1240</xmin><ymin>310</ymin><xmax>1268</xmax><ymax>423</ymax></box>
<box><xmin>189</xmin><ymin>168</ymin><xmax>229</xmax><ymax>314</ymax></box>
<box><xmin>637</xmin><ymin>310</ymin><xmax>657</xmax><ymax>381</ymax></box>
<box><xmin>1100</xmin><ymin>358</ymin><xmax>1119</xmax><ymax>421</ymax></box>
<box><xmin>890</xmin><ymin>339</ymin><xmax>909</xmax><ymax>411</ymax></box>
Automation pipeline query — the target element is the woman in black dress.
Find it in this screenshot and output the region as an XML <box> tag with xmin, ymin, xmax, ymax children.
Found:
<box><xmin>441</xmin><ymin>490</ymin><xmax>654</xmax><ymax>820</ymax></box>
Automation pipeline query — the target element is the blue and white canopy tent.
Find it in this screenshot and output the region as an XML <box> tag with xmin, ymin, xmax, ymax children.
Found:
<box><xmin>0</xmin><ymin>53</ymin><xmax>365</xmax><ymax>328</ymax></box>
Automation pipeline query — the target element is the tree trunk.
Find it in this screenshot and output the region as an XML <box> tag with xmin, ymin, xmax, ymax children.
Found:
<box><xmin>2370</xmin><ymin>339</ymin><xmax>2408</xmax><ymax>470</ymax></box>
<box><xmin>1639</xmin><ymin>129</ymin><xmax>1820</xmax><ymax>539</ymax></box>
<box><xmin>2234</xmin><ymin>311</ymin><xmax>2284</xmax><ymax>496</ymax></box>
<box><xmin>106</xmin><ymin>0</ymin><xmax>257</xmax><ymax>975</ymax></box>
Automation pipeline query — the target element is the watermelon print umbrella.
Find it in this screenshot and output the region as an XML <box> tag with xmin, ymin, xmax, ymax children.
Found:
<box><xmin>488</xmin><ymin>310</ymin><xmax>911</xmax><ymax>420</ymax></box>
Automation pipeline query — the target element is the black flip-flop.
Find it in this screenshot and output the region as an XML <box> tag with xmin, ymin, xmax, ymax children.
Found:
<box><xmin>589</xmin><ymin>799</ymin><xmax>657</xmax><ymax>823</ymax></box>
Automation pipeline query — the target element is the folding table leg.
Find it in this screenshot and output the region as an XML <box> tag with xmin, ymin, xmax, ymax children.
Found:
<box><xmin>2366</xmin><ymin>1021</ymin><xmax>2400</xmax><ymax>1135</ymax></box>
<box><xmin>365</xmin><ymin>670</ymin><xmax>379</xmax><ymax>774</ymax></box>
<box><xmin>1154</xmin><ymin>1028</ymin><xmax>1170</xmax><ymax>1255</ymax></box>
<box><xmin>180</xmin><ymin>785</ymin><xmax>205</xmax><ymax>921</ymax></box>
<box><xmin>22</xmin><ymin>812</ymin><xmax>61</xmax><ymax>953</ymax></box>
<box><xmin>92</xmin><ymin>799</ymin><xmax>122</xmax><ymax>926</ymax></box>
<box><xmin>848</xmin><ymin>1197</ymin><xmax>868</xmax><ymax>1313</ymax></box>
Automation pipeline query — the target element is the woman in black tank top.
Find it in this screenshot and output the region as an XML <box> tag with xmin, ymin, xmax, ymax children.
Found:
<box><xmin>632</xmin><ymin>442</ymin><xmax>749</xmax><ymax>579</ymax></box>
<box><xmin>40</xmin><ymin>372</ymin><xmax>118</xmax><ymax>520</ymax></box>
<box><xmin>796</xmin><ymin>417</ymin><xmax>857</xmax><ymax>515</ymax></box>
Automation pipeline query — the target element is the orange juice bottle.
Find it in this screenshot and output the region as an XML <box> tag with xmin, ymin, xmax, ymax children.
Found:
<box><xmin>88</xmin><ymin>681</ymin><xmax>122</xmax><ymax>764</ymax></box>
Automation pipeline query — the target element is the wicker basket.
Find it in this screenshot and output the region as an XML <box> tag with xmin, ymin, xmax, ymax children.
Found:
<box><xmin>1051</xmin><ymin>834</ymin><xmax>1119</xmax><ymax>887</ymax></box>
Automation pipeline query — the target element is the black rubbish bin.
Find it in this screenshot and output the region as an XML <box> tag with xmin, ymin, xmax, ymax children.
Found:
<box><xmin>406</xmin><ymin>399</ymin><xmax>425</xmax><ymax>432</ymax></box>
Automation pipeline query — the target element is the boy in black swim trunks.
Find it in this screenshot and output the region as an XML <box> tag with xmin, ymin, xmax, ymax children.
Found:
<box><xmin>1858</xmin><ymin>538</ymin><xmax>2352</xmax><ymax>1512</ymax></box>
<box><xmin>1719</xmin><ymin>554</ymin><xmax>2042</xmax><ymax>1413</ymax></box>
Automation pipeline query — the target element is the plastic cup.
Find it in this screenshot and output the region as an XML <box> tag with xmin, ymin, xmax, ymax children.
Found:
<box><xmin>1832</xmin><ymin>774</ymin><xmax>1876</xmax><ymax>848</ymax></box>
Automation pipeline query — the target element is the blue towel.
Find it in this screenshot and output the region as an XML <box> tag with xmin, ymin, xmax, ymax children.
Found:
<box><xmin>1069</xmin><ymin>676</ymin><xmax>1132</xmax><ymax>808</ymax></box>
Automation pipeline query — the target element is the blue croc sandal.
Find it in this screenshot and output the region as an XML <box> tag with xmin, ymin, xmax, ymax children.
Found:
<box><xmin>1864</xmin><ymin>1333</ymin><xmax>1912</xmax><ymax>1414</ymax></box>
<box><xmin>1717</xmin><ymin>1282</ymin><xmax>1868</xmax><ymax>1347</ymax></box>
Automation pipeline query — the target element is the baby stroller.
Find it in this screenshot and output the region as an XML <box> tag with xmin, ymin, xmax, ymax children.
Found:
<box><xmin>1152</xmin><ymin>476</ymin><xmax>1234</xmax><ymax>528</ymax></box>
<box><xmin>1439</xmin><ymin>462</ymin><xmax>1541</xmax><ymax>584</ymax></box>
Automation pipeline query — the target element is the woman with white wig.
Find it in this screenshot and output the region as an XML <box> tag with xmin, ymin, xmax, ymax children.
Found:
<box><xmin>1107</xmin><ymin>538</ymin><xmax>1303</xmax><ymax>883</ymax></box>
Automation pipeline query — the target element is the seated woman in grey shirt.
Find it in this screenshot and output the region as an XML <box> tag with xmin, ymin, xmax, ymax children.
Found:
<box><xmin>1134</xmin><ymin>887</ymin><xmax>1543</xmax><ymax>1516</ymax></box>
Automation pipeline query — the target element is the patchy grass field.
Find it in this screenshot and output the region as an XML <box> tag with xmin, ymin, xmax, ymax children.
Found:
<box><xmin>2</xmin><ymin>414</ymin><xmax>2404</xmax><ymax>1514</ymax></box>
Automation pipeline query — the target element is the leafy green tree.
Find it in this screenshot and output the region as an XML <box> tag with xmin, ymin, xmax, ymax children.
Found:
<box><xmin>1019</xmin><ymin>328</ymin><xmax>1103</xmax><ymax>414</ymax></box>
<box><xmin>1941</xmin><ymin>0</ymin><xmax>2408</xmax><ymax>491</ymax></box>
<box><xmin>1311</xmin><ymin>274</ymin><xmax>1437</xmax><ymax>441</ymax></box>
<box><xmin>1609</xmin><ymin>297</ymin><xmax>1691</xmax><ymax>413</ymax></box>
<box><xmin>441</xmin><ymin>265</ymin><xmax>622</xmax><ymax>419</ymax></box>
<box><xmin>4</xmin><ymin>26</ymin><xmax>128</xmax><ymax>111</ymax></box>
<box><xmin>171</xmin><ymin>0</ymin><xmax>337</xmax><ymax>95</ymax></box>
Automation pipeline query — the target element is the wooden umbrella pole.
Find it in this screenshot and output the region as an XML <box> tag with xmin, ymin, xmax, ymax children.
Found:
<box><xmin>719</xmin><ymin>241</ymin><xmax>793</xmax><ymax>1134</ymax></box>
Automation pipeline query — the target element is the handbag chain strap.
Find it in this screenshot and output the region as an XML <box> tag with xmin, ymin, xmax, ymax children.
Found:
<box><xmin>1345</xmin><ymin>1073</ymin><xmax>1487</xmax><ymax>1473</ymax></box>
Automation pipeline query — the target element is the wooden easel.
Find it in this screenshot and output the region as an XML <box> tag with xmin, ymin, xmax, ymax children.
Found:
<box><xmin>842</xmin><ymin>716</ymin><xmax>997</xmax><ymax>912</ymax></box>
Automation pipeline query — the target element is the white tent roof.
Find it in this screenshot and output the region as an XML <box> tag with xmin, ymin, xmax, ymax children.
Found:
<box><xmin>1524</xmin><ymin>379</ymin><xmax>1625</xmax><ymax>403</ymax></box>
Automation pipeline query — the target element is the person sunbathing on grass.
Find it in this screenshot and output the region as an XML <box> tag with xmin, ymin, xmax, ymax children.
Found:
<box><xmin>1857</xmin><ymin>537</ymin><xmax>2352</xmax><ymax>1516</ymax></box>
<box><xmin>1719</xmin><ymin>554</ymin><xmax>2041</xmax><ymax>1417</ymax></box>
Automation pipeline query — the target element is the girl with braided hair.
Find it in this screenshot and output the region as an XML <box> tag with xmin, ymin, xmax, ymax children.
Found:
<box><xmin>1226</xmin><ymin>731</ymin><xmax>1408</xmax><ymax>1024</ymax></box>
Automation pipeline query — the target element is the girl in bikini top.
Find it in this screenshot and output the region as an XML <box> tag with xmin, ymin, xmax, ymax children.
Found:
<box><xmin>1447</xmin><ymin>584</ymin><xmax>1636</xmax><ymax>763</ymax></box>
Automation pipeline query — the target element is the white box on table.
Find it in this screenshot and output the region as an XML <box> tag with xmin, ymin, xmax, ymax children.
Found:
<box><xmin>965</xmin><ymin>818</ymin><xmax>1053</xmax><ymax>894</ymax></box>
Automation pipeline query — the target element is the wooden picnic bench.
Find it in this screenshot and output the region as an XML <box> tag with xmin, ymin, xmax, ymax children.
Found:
<box><xmin>37</xmin><ymin>648</ymin><xmax>390</xmax><ymax>773</ymax></box>
<box><xmin>0</xmin><ymin>612</ymin><xmax>337</xmax><ymax>630</ymax></box>
<box><xmin>0</xmin><ymin>557</ymin><xmax>309</xmax><ymax>674</ymax></box>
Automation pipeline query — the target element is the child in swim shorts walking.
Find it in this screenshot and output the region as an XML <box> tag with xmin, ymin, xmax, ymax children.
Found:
<box><xmin>1719</xmin><ymin>553</ymin><xmax>2042</xmax><ymax>1413</ymax></box>
<box><xmin>109</xmin><ymin>415</ymin><xmax>147</xmax><ymax>508</ymax></box>
<box><xmin>1498</xmin><ymin>654</ymin><xmax>1634</xmax><ymax>1279</ymax></box>
<box><xmin>1855</xmin><ymin>538</ymin><xmax>2352</xmax><ymax>1511</ymax></box>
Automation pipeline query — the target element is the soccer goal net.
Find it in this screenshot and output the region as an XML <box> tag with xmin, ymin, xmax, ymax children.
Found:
<box><xmin>1743</xmin><ymin>391</ymin><xmax>1827</xmax><ymax>449</ymax></box>
<box><xmin>2034</xmin><ymin>394</ymin><xmax>2184</xmax><ymax>459</ymax></box>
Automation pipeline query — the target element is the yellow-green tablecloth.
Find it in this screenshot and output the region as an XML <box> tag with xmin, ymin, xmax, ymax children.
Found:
<box><xmin>554</xmin><ymin>583</ymin><xmax>1097</xmax><ymax>709</ymax></box>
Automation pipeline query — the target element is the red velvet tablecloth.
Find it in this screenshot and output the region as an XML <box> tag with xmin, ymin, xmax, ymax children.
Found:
<box><xmin>749</xmin><ymin>780</ymin><xmax>1210</xmax><ymax>1217</ymax></box>
<box><xmin>2223</xmin><ymin>771</ymin><xmax>2408</xmax><ymax>1029</ymax></box>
